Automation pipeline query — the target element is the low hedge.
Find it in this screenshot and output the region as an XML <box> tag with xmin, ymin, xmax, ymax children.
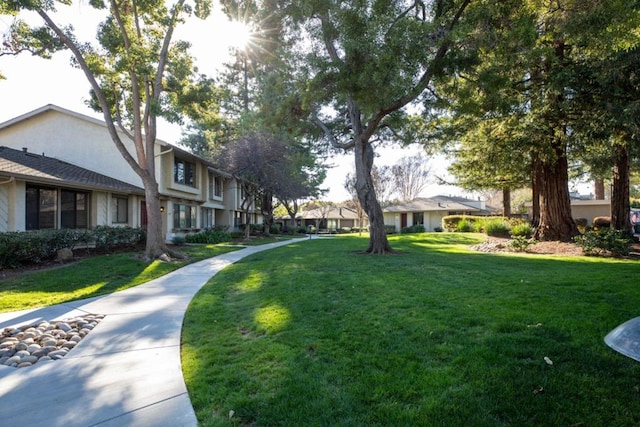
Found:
<box><xmin>184</xmin><ymin>227</ymin><xmax>232</xmax><ymax>244</ymax></box>
<box><xmin>0</xmin><ymin>226</ymin><xmax>146</xmax><ymax>270</ymax></box>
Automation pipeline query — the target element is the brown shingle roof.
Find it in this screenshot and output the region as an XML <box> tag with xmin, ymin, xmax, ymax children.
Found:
<box><xmin>0</xmin><ymin>146</ymin><xmax>144</xmax><ymax>194</ymax></box>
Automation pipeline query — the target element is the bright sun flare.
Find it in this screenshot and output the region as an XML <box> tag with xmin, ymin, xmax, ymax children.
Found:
<box><xmin>225</xmin><ymin>20</ymin><xmax>252</xmax><ymax>50</ymax></box>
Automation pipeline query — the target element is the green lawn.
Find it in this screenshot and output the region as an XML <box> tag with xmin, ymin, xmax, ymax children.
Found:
<box><xmin>0</xmin><ymin>244</ymin><xmax>239</xmax><ymax>313</ymax></box>
<box><xmin>182</xmin><ymin>233</ymin><xmax>640</xmax><ymax>426</ymax></box>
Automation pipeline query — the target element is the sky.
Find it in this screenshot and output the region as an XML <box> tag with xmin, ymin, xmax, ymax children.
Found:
<box><xmin>0</xmin><ymin>2</ymin><xmax>463</xmax><ymax>202</ymax></box>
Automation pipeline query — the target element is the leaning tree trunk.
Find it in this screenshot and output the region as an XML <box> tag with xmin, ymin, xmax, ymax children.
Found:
<box><xmin>354</xmin><ymin>139</ymin><xmax>392</xmax><ymax>254</ymax></box>
<box><xmin>611</xmin><ymin>143</ymin><xmax>631</xmax><ymax>234</ymax></box>
<box><xmin>534</xmin><ymin>142</ymin><xmax>579</xmax><ymax>242</ymax></box>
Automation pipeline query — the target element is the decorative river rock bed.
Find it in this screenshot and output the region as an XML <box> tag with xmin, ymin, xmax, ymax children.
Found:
<box><xmin>0</xmin><ymin>314</ymin><xmax>105</xmax><ymax>368</ymax></box>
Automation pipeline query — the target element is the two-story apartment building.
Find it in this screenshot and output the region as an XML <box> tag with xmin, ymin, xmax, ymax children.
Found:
<box><xmin>0</xmin><ymin>104</ymin><xmax>262</xmax><ymax>240</ymax></box>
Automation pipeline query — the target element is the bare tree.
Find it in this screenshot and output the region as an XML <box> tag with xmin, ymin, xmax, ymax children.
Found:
<box><xmin>392</xmin><ymin>155</ymin><xmax>432</xmax><ymax>202</ymax></box>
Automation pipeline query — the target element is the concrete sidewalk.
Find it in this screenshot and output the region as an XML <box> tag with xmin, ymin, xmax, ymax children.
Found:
<box><xmin>0</xmin><ymin>238</ymin><xmax>305</xmax><ymax>427</ymax></box>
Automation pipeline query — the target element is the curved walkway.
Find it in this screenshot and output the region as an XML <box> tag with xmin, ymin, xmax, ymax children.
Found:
<box><xmin>0</xmin><ymin>238</ymin><xmax>306</xmax><ymax>427</ymax></box>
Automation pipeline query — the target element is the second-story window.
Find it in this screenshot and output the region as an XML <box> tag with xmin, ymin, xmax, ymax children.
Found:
<box><xmin>214</xmin><ymin>176</ymin><xmax>223</xmax><ymax>197</ymax></box>
<box><xmin>174</xmin><ymin>158</ymin><xmax>195</xmax><ymax>187</ymax></box>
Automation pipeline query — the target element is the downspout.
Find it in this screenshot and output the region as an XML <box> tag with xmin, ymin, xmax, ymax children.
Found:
<box><xmin>0</xmin><ymin>177</ymin><xmax>16</xmax><ymax>185</ymax></box>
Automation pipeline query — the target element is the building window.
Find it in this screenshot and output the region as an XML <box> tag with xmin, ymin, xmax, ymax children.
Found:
<box><xmin>112</xmin><ymin>196</ymin><xmax>128</xmax><ymax>224</ymax></box>
<box><xmin>174</xmin><ymin>204</ymin><xmax>197</xmax><ymax>229</ymax></box>
<box><xmin>202</xmin><ymin>208</ymin><xmax>214</xmax><ymax>228</ymax></box>
<box><xmin>214</xmin><ymin>176</ymin><xmax>223</xmax><ymax>197</ymax></box>
<box><xmin>174</xmin><ymin>158</ymin><xmax>195</xmax><ymax>187</ymax></box>
<box><xmin>26</xmin><ymin>186</ymin><xmax>57</xmax><ymax>230</ymax></box>
<box><xmin>208</xmin><ymin>174</ymin><xmax>223</xmax><ymax>199</ymax></box>
<box><xmin>412</xmin><ymin>212</ymin><xmax>424</xmax><ymax>225</ymax></box>
<box><xmin>61</xmin><ymin>190</ymin><xmax>88</xmax><ymax>229</ymax></box>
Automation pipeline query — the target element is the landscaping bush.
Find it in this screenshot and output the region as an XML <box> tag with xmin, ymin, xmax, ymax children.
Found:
<box><xmin>443</xmin><ymin>215</ymin><xmax>500</xmax><ymax>232</ymax></box>
<box><xmin>269</xmin><ymin>224</ymin><xmax>281</xmax><ymax>234</ymax></box>
<box><xmin>485</xmin><ymin>218</ymin><xmax>511</xmax><ymax>237</ymax></box>
<box><xmin>93</xmin><ymin>226</ymin><xmax>146</xmax><ymax>251</ymax></box>
<box><xmin>171</xmin><ymin>235</ymin><xmax>187</xmax><ymax>245</ymax></box>
<box><xmin>510</xmin><ymin>222</ymin><xmax>534</xmax><ymax>238</ymax></box>
<box><xmin>509</xmin><ymin>236</ymin><xmax>535</xmax><ymax>252</ymax></box>
<box><xmin>296</xmin><ymin>226</ymin><xmax>307</xmax><ymax>234</ymax></box>
<box><xmin>185</xmin><ymin>227</ymin><xmax>232</xmax><ymax>244</ymax></box>
<box><xmin>433</xmin><ymin>226</ymin><xmax>444</xmax><ymax>232</ymax></box>
<box><xmin>592</xmin><ymin>216</ymin><xmax>611</xmax><ymax>230</ymax></box>
<box><xmin>456</xmin><ymin>218</ymin><xmax>474</xmax><ymax>232</ymax></box>
<box><xmin>385</xmin><ymin>225</ymin><xmax>397</xmax><ymax>234</ymax></box>
<box><xmin>0</xmin><ymin>227</ymin><xmax>145</xmax><ymax>269</ymax></box>
<box><xmin>401</xmin><ymin>224</ymin><xmax>426</xmax><ymax>234</ymax></box>
<box><xmin>573</xmin><ymin>228</ymin><xmax>632</xmax><ymax>257</ymax></box>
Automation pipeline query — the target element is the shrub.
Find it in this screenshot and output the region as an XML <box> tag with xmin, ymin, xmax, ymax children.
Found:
<box><xmin>485</xmin><ymin>219</ymin><xmax>511</xmax><ymax>237</ymax></box>
<box><xmin>296</xmin><ymin>226</ymin><xmax>307</xmax><ymax>234</ymax></box>
<box><xmin>509</xmin><ymin>236</ymin><xmax>535</xmax><ymax>252</ymax></box>
<box><xmin>269</xmin><ymin>224</ymin><xmax>281</xmax><ymax>234</ymax></box>
<box><xmin>434</xmin><ymin>226</ymin><xmax>444</xmax><ymax>232</ymax></box>
<box><xmin>573</xmin><ymin>228</ymin><xmax>631</xmax><ymax>257</ymax></box>
<box><xmin>456</xmin><ymin>219</ymin><xmax>473</xmax><ymax>233</ymax></box>
<box><xmin>385</xmin><ymin>225</ymin><xmax>397</xmax><ymax>234</ymax></box>
<box><xmin>185</xmin><ymin>227</ymin><xmax>232</xmax><ymax>244</ymax></box>
<box><xmin>510</xmin><ymin>222</ymin><xmax>534</xmax><ymax>238</ymax></box>
<box><xmin>93</xmin><ymin>226</ymin><xmax>146</xmax><ymax>251</ymax></box>
<box><xmin>401</xmin><ymin>224</ymin><xmax>426</xmax><ymax>234</ymax></box>
<box><xmin>592</xmin><ymin>216</ymin><xmax>611</xmax><ymax>230</ymax></box>
<box><xmin>0</xmin><ymin>226</ymin><xmax>146</xmax><ymax>269</ymax></box>
<box><xmin>171</xmin><ymin>235</ymin><xmax>186</xmax><ymax>245</ymax></box>
<box><xmin>230</xmin><ymin>231</ymin><xmax>245</xmax><ymax>239</ymax></box>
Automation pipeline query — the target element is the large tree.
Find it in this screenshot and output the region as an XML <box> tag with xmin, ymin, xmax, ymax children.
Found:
<box><xmin>2</xmin><ymin>0</ymin><xmax>212</xmax><ymax>259</ymax></box>
<box><xmin>431</xmin><ymin>0</ymin><xmax>638</xmax><ymax>241</ymax></box>
<box><xmin>265</xmin><ymin>0</ymin><xmax>474</xmax><ymax>253</ymax></box>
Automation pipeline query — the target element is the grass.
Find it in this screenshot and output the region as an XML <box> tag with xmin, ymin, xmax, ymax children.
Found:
<box><xmin>0</xmin><ymin>244</ymin><xmax>239</xmax><ymax>313</ymax></box>
<box><xmin>182</xmin><ymin>233</ymin><xmax>640</xmax><ymax>426</ymax></box>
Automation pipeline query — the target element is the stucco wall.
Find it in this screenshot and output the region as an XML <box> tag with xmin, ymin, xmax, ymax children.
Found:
<box><xmin>0</xmin><ymin>110</ymin><xmax>142</xmax><ymax>187</ymax></box>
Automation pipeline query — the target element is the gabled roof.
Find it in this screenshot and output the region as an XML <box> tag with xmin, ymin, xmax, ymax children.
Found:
<box><xmin>0</xmin><ymin>104</ymin><xmax>227</xmax><ymax>173</ymax></box>
<box><xmin>298</xmin><ymin>206</ymin><xmax>363</xmax><ymax>220</ymax></box>
<box><xmin>384</xmin><ymin>196</ymin><xmax>481</xmax><ymax>213</ymax></box>
<box><xmin>0</xmin><ymin>146</ymin><xmax>145</xmax><ymax>194</ymax></box>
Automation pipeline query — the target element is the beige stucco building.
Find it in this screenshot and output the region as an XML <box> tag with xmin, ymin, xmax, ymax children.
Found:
<box><xmin>0</xmin><ymin>105</ymin><xmax>262</xmax><ymax>241</ymax></box>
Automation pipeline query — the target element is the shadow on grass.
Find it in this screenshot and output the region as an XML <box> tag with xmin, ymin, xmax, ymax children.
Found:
<box><xmin>0</xmin><ymin>245</ymin><xmax>239</xmax><ymax>313</ymax></box>
<box><xmin>183</xmin><ymin>234</ymin><xmax>640</xmax><ymax>426</ymax></box>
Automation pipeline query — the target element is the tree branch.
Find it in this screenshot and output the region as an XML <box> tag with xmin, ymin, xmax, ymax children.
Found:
<box><xmin>35</xmin><ymin>8</ymin><xmax>145</xmax><ymax>178</ymax></box>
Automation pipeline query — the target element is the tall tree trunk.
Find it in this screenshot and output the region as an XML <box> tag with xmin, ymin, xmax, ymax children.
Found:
<box><xmin>141</xmin><ymin>176</ymin><xmax>168</xmax><ymax>259</ymax></box>
<box><xmin>531</xmin><ymin>154</ymin><xmax>542</xmax><ymax>227</ymax></box>
<box><xmin>355</xmin><ymin>139</ymin><xmax>392</xmax><ymax>254</ymax></box>
<box><xmin>534</xmin><ymin>143</ymin><xmax>579</xmax><ymax>242</ymax></box>
<box><xmin>611</xmin><ymin>144</ymin><xmax>631</xmax><ymax>234</ymax></box>
<box><xmin>502</xmin><ymin>187</ymin><xmax>511</xmax><ymax>217</ymax></box>
<box><xmin>261</xmin><ymin>191</ymin><xmax>274</xmax><ymax>237</ymax></box>
<box><xmin>594</xmin><ymin>178</ymin><xmax>605</xmax><ymax>200</ymax></box>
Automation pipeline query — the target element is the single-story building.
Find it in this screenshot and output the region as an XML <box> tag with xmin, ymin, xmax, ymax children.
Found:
<box><xmin>0</xmin><ymin>146</ymin><xmax>145</xmax><ymax>232</ymax></box>
<box><xmin>383</xmin><ymin>195</ymin><xmax>498</xmax><ymax>232</ymax></box>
